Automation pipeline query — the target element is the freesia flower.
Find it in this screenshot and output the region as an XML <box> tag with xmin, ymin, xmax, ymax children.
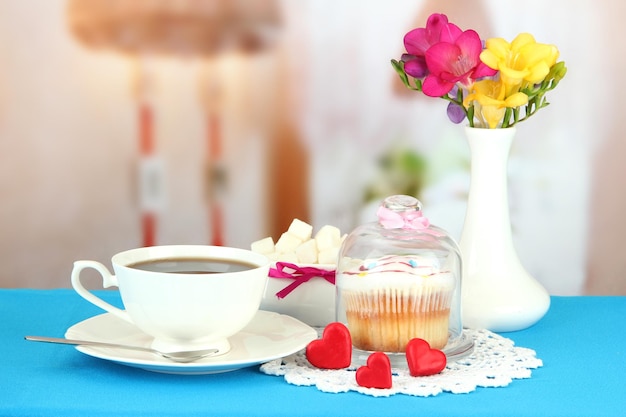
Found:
<box><xmin>480</xmin><ymin>33</ymin><xmax>559</xmax><ymax>95</ymax></box>
<box><xmin>446</xmin><ymin>86</ymin><xmax>467</xmax><ymax>123</ymax></box>
<box><xmin>402</xmin><ymin>13</ymin><xmax>461</xmax><ymax>78</ymax></box>
<box><xmin>422</xmin><ymin>29</ymin><xmax>497</xmax><ymax>97</ymax></box>
<box><xmin>464</xmin><ymin>79</ymin><xmax>529</xmax><ymax>128</ymax></box>
<box><xmin>391</xmin><ymin>13</ymin><xmax>566</xmax><ymax>128</ymax></box>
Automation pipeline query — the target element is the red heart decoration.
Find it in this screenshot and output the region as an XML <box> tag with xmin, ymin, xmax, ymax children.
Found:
<box><xmin>305</xmin><ymin>322</ymin><xmax>352</xmax><ymax>369</ymax></box>
<box><xmin>355</xmin><ymin>352</ymin><xmax>392</xmax><ymax>389</ymax></box>
<box><xmin>405</xmin><ymin>338</ymin><xmax>447</xmax><ymax>377</ymax></box>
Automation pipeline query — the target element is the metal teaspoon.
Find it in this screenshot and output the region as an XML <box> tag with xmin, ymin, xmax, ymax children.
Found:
<box><xmin>25</xmin><ymin>335</ymin><xmax>220</xmax><ymax>363</ymax></box>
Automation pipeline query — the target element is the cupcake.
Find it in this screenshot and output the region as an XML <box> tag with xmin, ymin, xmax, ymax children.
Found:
<box><xmin>336</xmin><ymin>195</ymin><xmax>462</xmax><ymax>354</ymax></box>
<box><xmin>338</xmin><ymin>254</ymin><xmax>454</xmax><ymax>352</ymax></box>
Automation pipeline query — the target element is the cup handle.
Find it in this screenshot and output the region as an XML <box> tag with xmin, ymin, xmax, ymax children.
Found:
<box><xmin>71</xmin><ymin>260</ymin><xmax>133</xmax><ymax>324</ymax></box>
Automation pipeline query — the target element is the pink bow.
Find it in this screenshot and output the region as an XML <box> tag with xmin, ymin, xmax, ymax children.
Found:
<box><xmin>269</xmin><ymin>262</ymin><xmax>336</xmax><ymax>299</ymax></box>
<box><xmin>376</xmin><ymin>206</ymin><xmax>430</xmax><ymax>230</ymax></box>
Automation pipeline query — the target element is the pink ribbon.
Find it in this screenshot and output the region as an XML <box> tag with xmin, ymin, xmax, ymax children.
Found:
<box><xmin>269</xmin><ymin>262</ymin><xmax>336</xmax><ymax>299</ymax></box>
<box><xmin>376</xmin><ymin>206</ymin><xmax>430</xmax><ymax>230</ymax></box>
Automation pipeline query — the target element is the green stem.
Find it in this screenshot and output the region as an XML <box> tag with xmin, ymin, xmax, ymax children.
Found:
<box><xmin>502</xmin><ymin>108</ymin><xmax>512</xmax><ymax>128</ymax></box>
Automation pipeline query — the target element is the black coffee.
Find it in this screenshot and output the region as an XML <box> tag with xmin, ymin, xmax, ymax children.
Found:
<box><xmin>127</xmin><ymin>257</ymin><xmax>256</xmax><ymax>274</ymax></box>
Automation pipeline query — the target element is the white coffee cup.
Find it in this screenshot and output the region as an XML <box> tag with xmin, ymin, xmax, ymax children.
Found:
<box><xmin>71</xmin><ymin>245</ymin><xmax>269</xmax><ymax>355</ymax></box>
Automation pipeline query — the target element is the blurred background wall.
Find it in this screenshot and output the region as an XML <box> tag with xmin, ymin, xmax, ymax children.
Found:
<box><xmin>1</xmin><ymin>0</ymin><xmax>624</xmax><ymax>294</ymax></box>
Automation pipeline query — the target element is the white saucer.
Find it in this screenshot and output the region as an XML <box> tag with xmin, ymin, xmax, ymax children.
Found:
<box><xmin>65</xmin><ymin>311</ymin><xmax>317</xmax><ymax>375</ymax></box>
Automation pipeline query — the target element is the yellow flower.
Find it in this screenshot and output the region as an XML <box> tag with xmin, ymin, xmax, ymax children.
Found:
<box><xmin>480</xmin><ymin>33</ymin><xmax>559</xmax><ymax>95</ymax></box>
<box><xmin>464</xmin><ymin>79</ymin><xmax>528</xmax><ymax>128</ymax></box>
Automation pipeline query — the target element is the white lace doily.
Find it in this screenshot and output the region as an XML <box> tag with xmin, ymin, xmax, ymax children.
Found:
<box><xmin>260</xmin><ymin>329</ymin><xmax>542</xmax><ymax>397</ymax></box>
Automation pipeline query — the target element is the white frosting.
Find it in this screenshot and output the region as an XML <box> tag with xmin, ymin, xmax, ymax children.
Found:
<box><xmin>337</xmin><ymin>255</ymin><xmax>455</xmax><ymax>291</ymax></box>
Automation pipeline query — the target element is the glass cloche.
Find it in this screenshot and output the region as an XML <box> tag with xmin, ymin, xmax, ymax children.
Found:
<box><xmin>336</xmin><ymin>195</ymin><xmax>473</xmax><ymax>367</ymax></box>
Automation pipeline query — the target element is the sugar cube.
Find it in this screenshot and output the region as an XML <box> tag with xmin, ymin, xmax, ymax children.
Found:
<box><xmin>318</xmin><ymin>246</ymin><xmax>339</xmax><ymax>265</ymax></box>
<box><xmin>295</xmin><ymin>238</ymin><xmax>318</xmax><ymax>264</ymax></box>
<box><xmin>315</xmin><ymin>224</ymin><xmax>341</xmax><ymax>251</ymax></box>
<box><xmin>277</xmin><ymin>252</ymin><xmax>299</xmax><ymax>263</ymax></box>
<box><xmin>275</xmin><ymin>232</ymin><xmax>302</xmax><ymax>254</ymax></box>
<box><xmin>250</xmin><ymin>236</ymin><xmax>275</xmax><ymax>254</ymax></box>
<box><xmin>265</xmin><ymin>252</ymin><xmax>282</xmax><ymax>262</ymax></box>
<box><xmin>287</xmin><ymin>218</ymin><xmax>313</xmax><ymax>241</ymax></box>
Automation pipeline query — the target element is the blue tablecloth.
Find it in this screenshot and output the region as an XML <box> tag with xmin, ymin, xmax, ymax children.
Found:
<box><xmin>1</xmin><ymin>289</ymin><xmax>624</xmax><ymax>417</ymax></box>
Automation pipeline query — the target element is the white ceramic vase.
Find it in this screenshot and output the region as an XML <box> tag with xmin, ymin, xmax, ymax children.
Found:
<box><xmin>459</xmin><ymin>126</ymin><xmax>550</xmax><ymax>332</ymax></box>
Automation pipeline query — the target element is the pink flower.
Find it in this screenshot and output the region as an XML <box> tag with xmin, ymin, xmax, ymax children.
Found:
<box><xmin>422</xmin><ymin>29</ymin><xmax>497</xmax><ymax>97</ymax></box>
<box><xmin>402</xmin><ymin>13</ymin><xmax>461</xmax><ymax>79</ymax></box>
